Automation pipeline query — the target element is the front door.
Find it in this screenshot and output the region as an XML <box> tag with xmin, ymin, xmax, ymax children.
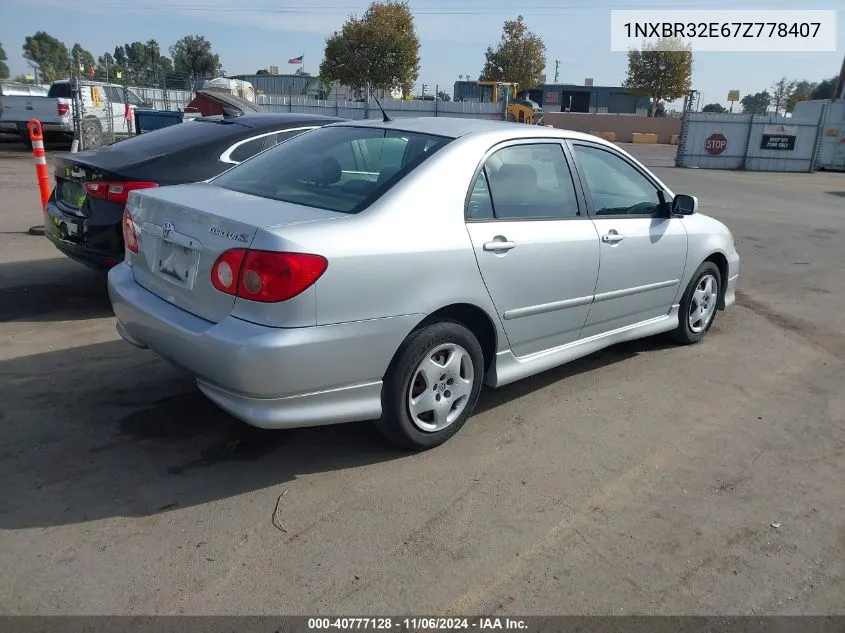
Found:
<box><xmin>569</xmin><ymin>141</ymin><xmax>689</xmax><ymax>339</ymax></box>
<box><xmin>465</xmin><ymin>141</ymin><xmax>600</xmax><ymax>358</ymax></box>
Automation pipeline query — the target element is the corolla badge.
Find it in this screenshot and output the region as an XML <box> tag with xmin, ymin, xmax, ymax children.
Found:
<box><xmin>163</xmin><ymin>221</ymin><xmax>174</xmax><ymax>239</ymax></box>
<box><xmin>209</xmin><ymin>226</ymin><xmax>250</xmax><ymax>243</ymax></box>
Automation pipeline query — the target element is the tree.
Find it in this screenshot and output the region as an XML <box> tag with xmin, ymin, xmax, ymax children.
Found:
<box><xmin>702</xmin><ymin>102</ymin><xmax>727</xmax><ymax>113</ymax></box>
<box><xmin>740</xmin><ymin>91</ymin><xmax>771</xmax><ymax>114</ymax></box>
<box><xmin>811</xmin><ymin>77</ymin><xmax>838</xmax><ymax>100</ymax></box>
<box><xmin>0</xmin><ymin>42</ymin><xmax>9</xmax><ymax>79</ymax></box>
<box><xmin>170</xmin><ymin>35</ymin><xmax>220</xmax><ymax>79</ymax></box>
<box><xmin>256</xmin><ymin>69</ymin><xmax>269</xmax><ymax>75</ymax></box>
<box><xmin>320</xmin><ymin>1</ymin><xmax>421</xmax><ymax>98</ymax></box>
<box><xmin>71</xmin><ymin>43</ymin><xmax>96</xmax><ymax>77</ymax></box>
<box><xmin>770</xmin><ymin>77</ymin><xmax>796</xmax><ymax>115</ymax></box>
<box><xmin>623</xmin><ymin>37</ymin><xmax>692</xmax><ymax>117</ymax></box>
<box><xmin>479</xmin><ymin>15</ymin><xmax>546</xmax><ymax>91</ymax></box>
<box><xmin>22</xmin><ymin>31</ymin><xmax>70</xmax><ymax>83</ymax></box>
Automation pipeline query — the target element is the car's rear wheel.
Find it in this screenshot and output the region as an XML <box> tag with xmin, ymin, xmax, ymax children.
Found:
<box><xmin>376</xmin><ymin>320</ymin><xmax>484</xmax><ymax>451</ymax></box>
<box><xmin>673</xmin><ymin>261</ymin><xmax>721</xmax><ymax>344</ymax></box>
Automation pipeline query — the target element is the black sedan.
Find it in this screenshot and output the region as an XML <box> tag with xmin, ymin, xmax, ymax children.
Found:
<box><xmin>44</xmin><ymin>112</ymin><xmax>343</xmax><ymax>270</ymax></box>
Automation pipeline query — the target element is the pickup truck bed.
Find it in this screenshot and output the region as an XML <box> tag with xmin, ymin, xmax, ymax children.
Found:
<box><xmin>0</xmin><ymin>94</ymin><xmax>73</xmax><ymax>146</ymax></box>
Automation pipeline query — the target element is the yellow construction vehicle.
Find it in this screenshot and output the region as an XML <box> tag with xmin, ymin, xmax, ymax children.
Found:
<box><xmin>477</xmin><ymin>80</ymin><xmax>519</xmax><ymax>103</ymax></box>
<box><xmin>476</xmin><ymin>81</ymin><xmax>544</xmax><ymax>125</ymax></box>
<box><xmin>506</xmin><ymin>98</ymin><xmax>544</xmax><ymax>125</ymax></box>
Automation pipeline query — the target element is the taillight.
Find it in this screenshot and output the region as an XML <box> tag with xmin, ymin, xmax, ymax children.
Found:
<box><xmin>211</xmin><ymin>249</ymin><xmax>328</xmax><ymax>303</ymax></box>
<box><xmin>83</xmin><ymin>181</ymin><xmax>158</xmax><ymax>204</ymax></box>
<box><xmin>211</xmin><ymin>249</ymin><xmax>247</xmax><ymax>295</ymax></box>
<box><xmin>122</xmin><ymin>208</ymin><xmax>139</xmax><ymax>254</ymax></box>
<box><xmin>57</xmin><ymin>102</ymin><xmax>69</xmax><ymax>116</ymax></box>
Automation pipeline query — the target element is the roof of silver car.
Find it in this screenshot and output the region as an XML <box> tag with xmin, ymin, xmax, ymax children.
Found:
<box><xmin>331</xmin><ymin>116</ymin><xmax>582</xmax><ymax>140</ymax></box>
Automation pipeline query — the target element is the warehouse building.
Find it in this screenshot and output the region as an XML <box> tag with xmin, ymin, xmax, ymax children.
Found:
<box><xmin>230</xmin><ymin>73</ymin><xmax>399</xmax><ymax>101</ymax></box>
<box><xmin>452</xmin><ymin>80</ymin><xmax>651</xmax><ymax>115</ymax></box>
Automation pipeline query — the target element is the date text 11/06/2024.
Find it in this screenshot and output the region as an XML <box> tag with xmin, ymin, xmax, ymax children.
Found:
<box><xmin>307</xmin><ymin>618</ymin><xmax>529</xmax><ymax>630</ymax></box>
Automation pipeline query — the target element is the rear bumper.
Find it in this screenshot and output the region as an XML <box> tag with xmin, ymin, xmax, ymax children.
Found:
<box><xmin>2</xmin><ymin>121</ymin><xmax>72</xmax><ymax>136</ymax></box>
<box><xmin>107</xmin><ymin>263</ymin><xmax>421</xmax><ymax>429</ymax></box>
<box><xmin>43</xmin><ymin>197</ymin><xmax>124</xmax><ymax>270</ymax></box>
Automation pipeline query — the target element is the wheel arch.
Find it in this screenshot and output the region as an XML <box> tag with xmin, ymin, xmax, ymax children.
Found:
<box><xmin>413</xmin><ymin>303</ymin><xmax>500</xmax><ymax>373</ymax></box>
<box><xmin>703</xmin><ymin>250</ymin><xmax>729</xmax><ymax>309</ymax></box>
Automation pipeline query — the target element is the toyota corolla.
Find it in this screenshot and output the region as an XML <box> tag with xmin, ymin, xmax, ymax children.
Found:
<box><xmin>108</xmin><ymin>117</ymin><xmax>739</xmax><ymax>450</ymax></box>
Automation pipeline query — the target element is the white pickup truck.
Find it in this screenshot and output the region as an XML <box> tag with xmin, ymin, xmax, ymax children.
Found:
<box><xmin>0</xmin><ymin>79</ymin><xmax>152</xmax><ymax>147</ymax></box>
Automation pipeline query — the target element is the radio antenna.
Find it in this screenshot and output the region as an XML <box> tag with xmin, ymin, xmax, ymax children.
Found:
<box><xmin>370</xmin><ymin>85</ymin><xmax>393</xmax><ymax>122</ymax></box>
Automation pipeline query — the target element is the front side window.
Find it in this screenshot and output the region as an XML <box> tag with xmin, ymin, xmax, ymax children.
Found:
<box><xmin>478</xmin><ymin>143</ymin><xmax>580</xmax><ymax>220</ymax></box>
<box><xmin>213</xmin><ymin>125</ymin><xmax>452</xmax><ymax>214</ymax></box>
<box><xmin>572</xmin><ymin>144</ymin><xmax>664</xmax><ymax>216</ymax></box>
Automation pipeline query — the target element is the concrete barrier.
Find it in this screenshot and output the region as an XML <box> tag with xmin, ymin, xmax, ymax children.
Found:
<box><xmin>670</xmin><ymin>134</ymin><xmax>680</xmax><ymax>145</ymax></box>
<box><xmin>544</xmin><ymin>112</ymin><xmax>681</xmax><ymax>144</ymax></box>
<box><xmin>632</xmin><ymin>133</ymin><xmax>658</xmax><ymax>144</ymax></box>
<box><xmin>589</xmin><ymin>131</ymin><xmax>617</xmax><ymax>142</ymax></box>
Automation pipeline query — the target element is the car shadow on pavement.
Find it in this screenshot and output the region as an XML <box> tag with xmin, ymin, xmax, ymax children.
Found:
<box><xmin>0</xmin><ymin>339</ymin><xmax>409</xmax><ymax>529</ymax></box>
<box><xmin>0</xmin><ymin>331</ymin><xmax>679</xmax><ymax>530</ymax></box>
<box><xmin>0</xmin><ymin>257</ymin><xmax>112</xmax><ymax>323</ymax></box>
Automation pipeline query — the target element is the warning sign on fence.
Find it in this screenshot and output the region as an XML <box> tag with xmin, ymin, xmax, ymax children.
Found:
<box><xmin>761</xmin><ymin>124</ymin><xmax>797</xmax><ymax>151</ymax></box>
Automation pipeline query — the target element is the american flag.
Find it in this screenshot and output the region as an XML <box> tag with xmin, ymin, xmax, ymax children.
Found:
<box><xmin>288</xmin><ymin>55</ymin><xmax>303</xmax><ymax>64</ymax></box>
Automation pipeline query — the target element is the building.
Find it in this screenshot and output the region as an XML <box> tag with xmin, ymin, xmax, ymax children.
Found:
<box><xmin>452</xmin><ymin>80</ymin><xmax>651</xmax><ymax>115</ymax></box>
<box><xmin>230</xmin><ymin>73</ymin><xmax>400</xmax><ymax>100</ymax></box>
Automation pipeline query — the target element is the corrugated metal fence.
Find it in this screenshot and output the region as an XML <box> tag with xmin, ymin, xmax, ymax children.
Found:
<box><xmin>675</xmin><ymin>112</ymin><xmax>825</xmax><ymax>172</ymax></box>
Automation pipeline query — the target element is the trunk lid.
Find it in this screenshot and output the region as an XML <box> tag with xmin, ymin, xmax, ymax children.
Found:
<box><xmin>127</xmin><ymin>182</ymin><xmax>344</xmax><ymax>323</ymax></box>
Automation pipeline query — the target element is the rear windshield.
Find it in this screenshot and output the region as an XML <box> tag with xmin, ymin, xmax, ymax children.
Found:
<box><xmin>47</xmin><ymin>83</ymin><xmax>72</xmax><ymax>98</ymax></box>
<box><xmin>211</xmin><ymin>125</ymin><xmax>453</xmax><ymax>214</ymax></box>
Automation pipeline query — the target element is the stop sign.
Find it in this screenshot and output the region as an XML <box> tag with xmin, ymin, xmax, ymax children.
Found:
<box><xmin>705</xmin><ymin>133</ymin><xmax>727</xmax><ymax>155</ymax></box>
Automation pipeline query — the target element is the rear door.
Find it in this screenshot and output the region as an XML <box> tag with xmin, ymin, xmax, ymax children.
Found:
<box><xmin>465</xmin><ymin>140</ymin><xmax>600</xmax><ymax>358</ymax></box>
<box><xmin>568</xmin><ymin>141</ymin><xmax>688</xmax><ymax>338</ymax></box>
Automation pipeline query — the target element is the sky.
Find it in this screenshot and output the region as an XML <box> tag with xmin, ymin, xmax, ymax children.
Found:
<box><xmin>1</xmin><ymin>0</ymin><xmax>843</xmax><ymax>109</ymax></box>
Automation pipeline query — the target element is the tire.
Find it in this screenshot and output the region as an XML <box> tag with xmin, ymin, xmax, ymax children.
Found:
<box><xmin>673</xmin><ymin>261</ymin><xmax>722</xmax><ymax>345</ymax></box>
<box><xmin>376</xmin><ymin>320</ymin><xmax>485</xmax><ymax>451</ymax></box>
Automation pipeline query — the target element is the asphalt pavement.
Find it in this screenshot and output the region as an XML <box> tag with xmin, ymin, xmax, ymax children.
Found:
<box><xmin>0</xmin><ymin>140</ymin><xmax>843</xmax><ymax>616</ymax></box>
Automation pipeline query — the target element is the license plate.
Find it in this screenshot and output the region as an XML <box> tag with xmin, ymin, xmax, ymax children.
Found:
<box><xmin>155</xmin><ymin>239</ymin><xmax>199</xmax><ymax>288</ymax></box>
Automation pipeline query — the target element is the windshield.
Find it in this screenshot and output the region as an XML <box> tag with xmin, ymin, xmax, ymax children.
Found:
<box><xmin>211</xmin><ymin>125</ymin><xmax>453</xmax><ymax>214</ymax></box>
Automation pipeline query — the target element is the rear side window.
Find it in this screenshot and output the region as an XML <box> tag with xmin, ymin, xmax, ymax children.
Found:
<box><xmin>47</xmin><ymin>83</ymin><xmax>72</xmax><ymax>98</ymax></box>
<box><xmin>482</xmin><ymin>143</ymin><xmax>580</xmax><ymax>220</ymax></box>
<box><xmin>212</xmin><ymin>125</ymin><xmax>453</xmax><ymax>214</ymax></box>
<box><xmin>228</xmin><ymin>136</ymin><xmax>265</xmax><ymax>163</ymax></box>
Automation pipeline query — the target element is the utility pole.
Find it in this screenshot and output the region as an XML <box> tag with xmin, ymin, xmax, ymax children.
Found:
<box><xmin>554</xmin><ymin>59</ymin><xmax>561</xmax><ymax>83</ymax></box>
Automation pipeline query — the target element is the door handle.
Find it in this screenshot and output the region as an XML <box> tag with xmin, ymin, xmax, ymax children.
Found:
<box><xmin>602</xmin><ymin>232</ymin><xmax>624</xmax><ymax>244</ymax></box>
<box><xmin>483</xmin><ymin>239</ymin><xmax>516</xmax><ymax>252</ymax></box>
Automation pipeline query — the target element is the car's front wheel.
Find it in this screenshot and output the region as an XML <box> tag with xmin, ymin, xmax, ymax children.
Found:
<box><xmin>376</xmin><ymin>320</ymin><xmax>485</xmax><ymax>451</ymax></box>
<box><xmin>673</xmin><ymin>261</ymin><xmax>722</xmax><ymax>344</ymax></box>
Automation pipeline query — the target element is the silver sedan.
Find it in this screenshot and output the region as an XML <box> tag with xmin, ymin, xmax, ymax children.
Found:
<box><xmin>108</xmin><ymin>117</ymin><xmax>739</xmax><ymax>450</ymax></box>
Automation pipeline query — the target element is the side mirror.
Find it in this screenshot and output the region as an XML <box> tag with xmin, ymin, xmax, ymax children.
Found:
<box><xmin>672</xmin><ymin>193</ymin><xmax>698</xmax><ymax>215</ymax></box>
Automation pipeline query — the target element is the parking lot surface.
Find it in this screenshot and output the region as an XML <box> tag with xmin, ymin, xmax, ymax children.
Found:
<box><xmin>1</xmin><ymin>140</ymin><xmax>844</xmax><ymax>615</ymax></box>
